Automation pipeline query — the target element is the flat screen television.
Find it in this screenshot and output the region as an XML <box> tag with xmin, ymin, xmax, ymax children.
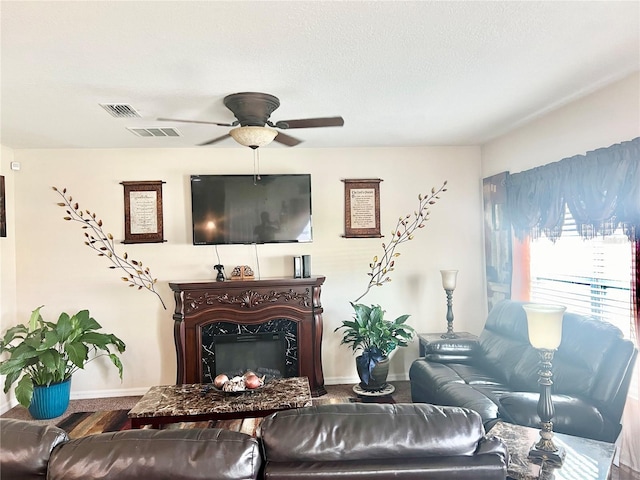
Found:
<box><xmin>190</xmin><ymin>174</ymin><xmax>312</xmax><ymax>245</ymax></box>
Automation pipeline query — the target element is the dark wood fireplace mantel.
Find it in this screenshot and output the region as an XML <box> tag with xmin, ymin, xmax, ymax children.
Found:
<box><xmin>169</xmin><ymin>276</ymin><xmax>326</xmax><ymax>396</ymax></box>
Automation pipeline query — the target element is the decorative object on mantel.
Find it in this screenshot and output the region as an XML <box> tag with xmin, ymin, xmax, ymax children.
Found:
<box><xmin>214</xmin><ymin>264</ymin><xmax>226</xmax><ymax>281</ymax></box>
<box><xmin>522</xmin><ymin>303</ymin><xmax>567</xmax><ymax>467</ymax></box>
<box><xmin>231</xmin><ymin>265</ymin><xmax>255</xmax><ymax>280</ymax></box>
<box><xmin>120</xmin><ymin>180</ymin><xmax>165</xmax><ymax>244</ymax></box>
<box><xmin>342</xmin><ymin>178</ymin><xmax>383</xmax><ymax>238</ymax></box>
<box><xmin>336</xmin><ymin>180</ymin><xmax>447</xmax><ymax>394</ymax></box>
<box><xmin>53</xmin><ymin>186</ymin><xmax>166</xmax><ymax>309</ymax></box>
<box><xmin>440</xmin><ymin>269</ymin><xmax>459</xmax><ymax>338</ymax></box>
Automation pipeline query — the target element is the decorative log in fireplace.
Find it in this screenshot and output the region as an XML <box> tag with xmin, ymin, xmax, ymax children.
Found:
<box><xmin>169</xmin><ymin>276</ymin><xmax>326</xmax><ymax>396</ymax></box>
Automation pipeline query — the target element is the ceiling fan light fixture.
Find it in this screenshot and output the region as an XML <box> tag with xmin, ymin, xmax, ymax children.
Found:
<box><xmin>229</xmin><ymin>126</ymin><xmax>278</xmax><ymax>149</ymax></box>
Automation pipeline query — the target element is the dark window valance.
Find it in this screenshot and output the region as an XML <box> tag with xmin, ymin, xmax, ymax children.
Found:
<box><xmin>506</xmin><ymin>137</ymin><xmax>640</xmax><ymax>241</ymax></box>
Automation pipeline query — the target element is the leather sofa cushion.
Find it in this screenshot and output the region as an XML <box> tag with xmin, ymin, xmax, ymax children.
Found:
<box><xmin>258</xmin><ymin>403</ymin><xmax>489</xmax><ymax>462</ymax></box>
<box><xmin>498</xmin><ymin>392</ymin><xmax>606</xmax><ymax>440</ymax></box>
<box><xmin>0</xmin><ymin>418</ymin><xmax>69</xmax><ymax>480</ymax></box>
<box><xmin>47</xmin><ymin>428</ymin><xmax>261</xmax><ymax>480</ymax></box>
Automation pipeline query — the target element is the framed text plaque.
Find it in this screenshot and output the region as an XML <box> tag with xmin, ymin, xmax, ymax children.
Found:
<box><xmin>121</xmin><ymin>180</ymin><xmax>165</xmax><ymax>244</ymax></box>
<box><xmin>342</xmin><ymin>178</ymin><xmax>383</xmax><ymax>238</ymax></box>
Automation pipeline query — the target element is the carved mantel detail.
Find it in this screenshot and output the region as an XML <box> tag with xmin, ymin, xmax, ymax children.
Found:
<box><xmin>185</xmin><ymin>288</ymin><xmax>311</xmax><ymax>313</ymax></box>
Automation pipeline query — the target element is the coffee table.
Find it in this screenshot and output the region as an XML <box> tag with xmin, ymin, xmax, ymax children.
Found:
<box><xmin>128</xmin><ymin>376</ymin><xmax>312</xmax><ymax>429</ymax></box>
<box><xmin>487</xmin><ymin>421</ymin><xmax>616</xmax><ymax>480</ymax></box>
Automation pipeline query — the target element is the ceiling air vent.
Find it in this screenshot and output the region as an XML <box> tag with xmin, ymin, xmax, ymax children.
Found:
<box><xmin>100</xmin><ymin>103</ymin><xmax>141</xmax><ymax>118</ymax></box>
<box><xmin>126</xmin><ymin>127</ymin><xmax>181</xmax><ymax>137</ymax></box>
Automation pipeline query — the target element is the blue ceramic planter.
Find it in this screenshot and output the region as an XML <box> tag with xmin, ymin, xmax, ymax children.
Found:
<box><xmin>28</xmin><ymin>378</ymin><xmax>71</xmax><ymax>419</ymax></box>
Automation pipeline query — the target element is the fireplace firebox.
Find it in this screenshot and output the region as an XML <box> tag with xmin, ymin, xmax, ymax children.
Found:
<box><xmin>169</xmin><ymin>276</ymin><xmax>326</xmax><ymax>396</ymax></box>
<box><xmin>211</xmin><ymin>331</ymin><xmax>287</xmax><ymax>379</ymax></box>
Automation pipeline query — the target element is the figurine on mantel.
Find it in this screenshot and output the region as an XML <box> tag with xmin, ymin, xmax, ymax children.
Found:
<box><xmin>231</xmin><ymin>265</ymin><xmax>255</xmax><ymax>280</ymax></box>
<box><xmin>214</xmin><ymin>264</ymin><xmax>226</xmax><ymax>281</ymax></box>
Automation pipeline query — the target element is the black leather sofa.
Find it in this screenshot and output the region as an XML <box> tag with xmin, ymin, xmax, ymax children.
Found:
<box><xmin>1</xmin><ymin>403</ymin><xmax>509</xmax><ymax>480</ymax></box>
<box><xmin>410</xmin><ymin>300</ymin><xmax>638</xmax><ymax>443</ymax></box>
<box><xmin>258</xmin><ymin>403</ymin><xmax>508</xmax><ymax>479</ymax></box>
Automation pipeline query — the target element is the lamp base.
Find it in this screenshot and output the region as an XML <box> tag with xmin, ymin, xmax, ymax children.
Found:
<box><xmin>528</xmin><ymin>443</ymin><xmax>566</xmax><ymax>468</ymax></box>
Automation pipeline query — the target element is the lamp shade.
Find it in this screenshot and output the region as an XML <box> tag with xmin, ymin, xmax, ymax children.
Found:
<box><xmin>229</xmin><ymin>126</ymin><xmax>278</xmax><ymax>148</ymax></box>
<box><xmin>440</xmin><ymin>270</ymin><xmax>458</xmax><ymax>290</ymax></box>
<box><xmin>522</xmin><ymin>304</ymin><xmax>566</xmax><ymax>349</ymax></box>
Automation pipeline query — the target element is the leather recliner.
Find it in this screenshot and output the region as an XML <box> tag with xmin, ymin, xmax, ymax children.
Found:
<box><xmin>409</xmin><ymin>300</ymin><xmax>638</xmax><ymax>443</ymax></box>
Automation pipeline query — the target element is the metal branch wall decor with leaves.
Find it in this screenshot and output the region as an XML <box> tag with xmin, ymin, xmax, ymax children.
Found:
<box><xmin>353</xmin><ymin>181</ymin><xmax>448</xmax><ymax>303</ymax></box>
<box><xmin>53</xmin><ymin>187</ymin><xmax>167</xmax><ymax>309</ymax></box>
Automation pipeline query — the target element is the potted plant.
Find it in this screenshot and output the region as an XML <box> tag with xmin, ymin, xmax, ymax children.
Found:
<box><xmin>335</xmin><ymin>302</ymin><xmax>415</xmax><ymax>390</ymax></box>
<box><xmin>335</xmin><ymin>181</ymin><xmax>447</xmax><ymax>391</ymax></box>
<box><xmin>0</xmin><ymin>306</ymin><xmax>126</xmax><ymax>419</ymax></box>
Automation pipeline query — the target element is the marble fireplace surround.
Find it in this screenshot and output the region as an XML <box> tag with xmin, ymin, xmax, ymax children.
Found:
<box><xmin>201</xmin><ymin>319</ymin><xmax>298</xmax><ymax>383</ymax></box>
<box><xmin>170</xmin><ymin>276</ymin><xmax>327</xmax><ymax>396</ymax></box>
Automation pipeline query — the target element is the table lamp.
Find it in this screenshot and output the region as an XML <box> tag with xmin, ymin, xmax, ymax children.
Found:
<box><xmin>522</xmin><ymin>303</ymin><xmax>567</xmax><ymax>467</ymax></box>
<box><xmin>440</xmin><ymin>270</ymin><xmax>458</xmax><ymax>339</ymax></box>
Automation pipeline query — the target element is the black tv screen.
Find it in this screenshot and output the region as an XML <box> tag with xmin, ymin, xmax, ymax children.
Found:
<box><xmin>190</xmin><ymin>174</ymin><xmax>312</xmax><ymax>245</ymax></box>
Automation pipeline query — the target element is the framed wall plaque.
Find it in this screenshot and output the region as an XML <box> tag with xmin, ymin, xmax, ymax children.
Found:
<box><xmin>121</xmin><ymin>180</ymin><xmax>165</xmax><ymax>244</ymax></box>
<box><xmin>342</xmin><ymin>178</ymin><xmax>383</xmax><ymax>238</ymax></box>
<box><xmin>0</xmin><ymin>175</ymin><xmax>6</xmax><ymax>238</ymax></box>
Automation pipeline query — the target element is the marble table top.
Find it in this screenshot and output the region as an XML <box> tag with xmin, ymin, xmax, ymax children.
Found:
<box><xmin>128</xmin><ymin>376</ymin><xmax>312</xmax><ymax>420</ymax></box>
<box><xmin>488</xmin><ymin>421</ymin><xmax>616</xmax><ymax>480</ymax></box>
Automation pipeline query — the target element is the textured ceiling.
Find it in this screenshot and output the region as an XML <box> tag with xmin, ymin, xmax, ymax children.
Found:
<box><xmin>1</xmin><ymin>1</ymin><xmax>638</xmax><ymax>149</ymax></box>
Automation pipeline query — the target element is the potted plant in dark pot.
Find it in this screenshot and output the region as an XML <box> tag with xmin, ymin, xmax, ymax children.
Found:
<box><xmin>335</xmin><ymin>181</ymin><xmax>447</xmax><ymax>392</ymax></box>
<box><xmin>335</xmin><ymin>302</ymin><xmax>415</xmax><ymax>390</ymax></box>
<box><xmin>0</xmin><ymin>306</ymin><xmax>126</xmax><ymax>419</ymax></box>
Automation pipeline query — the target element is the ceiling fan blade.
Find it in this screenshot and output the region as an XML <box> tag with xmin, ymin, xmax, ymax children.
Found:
<box><xmin>198</xmin><ymin>133</ymin><xmax>231</xmax><ymax>146</ymax></box>
<box><xmin>274</xmin><ymin>131</ymin><xmax>303</xmax><ymax>147</ymax></box>
<box><xmin>276</xmin><ymin>116</ymin><xmax>344</xmax><ymax>129</ymax></box>
<box><xmin>157</xmin><ymin>117</ymin><xmax>234</xmax><ymax>127</ymax></box>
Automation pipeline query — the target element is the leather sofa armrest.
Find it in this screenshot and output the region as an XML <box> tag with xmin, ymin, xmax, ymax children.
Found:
<box><xmin>477</xmin><ymin>435</ymin><xmax>510</xmax><ymax>463</ymax></box>
<box><xmin>0</xmin><ymin>418</ymin><xmax>69</xmax><ymax>479</ymax></box>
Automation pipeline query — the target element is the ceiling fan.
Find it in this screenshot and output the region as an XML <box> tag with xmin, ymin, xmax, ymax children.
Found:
<box><xmin>158</xmin><ymin>92</ymin><xmax>344</xmax><ymax>148</ymax></box>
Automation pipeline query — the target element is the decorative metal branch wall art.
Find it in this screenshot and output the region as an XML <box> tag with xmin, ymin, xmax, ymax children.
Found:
<box><xmin>353</xmin><ymin>181</ymin><xmax>448</xmax><ymax>303</ymax></box>
<box><xmin>53</xmin><ymin>186</ymin><xmax>166</xmax><ymax>309</ymax></box>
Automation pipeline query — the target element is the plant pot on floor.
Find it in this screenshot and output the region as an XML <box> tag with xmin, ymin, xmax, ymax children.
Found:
<box><xmin>356</xmin><ymin>354</ymin><xmax>390</xmax><ymax>391</ymax></box>
<box><xmin>28</xmin><ymin>377</ymin><xmax>72</xmax><ymax>419</ymax></box>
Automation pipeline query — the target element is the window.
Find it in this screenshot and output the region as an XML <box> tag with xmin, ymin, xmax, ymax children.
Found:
<box><xmin>529</xmin><ymin>208</ymin><xmax>632</xmax><ymax>339</ymax></box>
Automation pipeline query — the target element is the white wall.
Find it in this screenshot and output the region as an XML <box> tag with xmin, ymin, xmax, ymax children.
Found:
<box><xmin>0</xmin><ymin>146</ymin><xmax>18</xmax><ymax>412</ymax></box>
<box><xmin>482</xmin><ymin>72</ymin><xmax>640</xmax><ymax>176</ymax></box>
<box><xmin>3</xmin><ymin>145</ymin><xmax>483</xmax><ymax>405</ymax></box>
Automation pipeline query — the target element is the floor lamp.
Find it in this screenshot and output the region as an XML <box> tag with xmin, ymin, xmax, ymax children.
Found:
<box><xmin>440</xmin><ymin>270</ymin><xmax>458</xmax><ymax>339</ymax></box>
<box><xmin>522</xmin><ymin>303</ymin><xmax>567</xmax><ymax>467</ymax></box>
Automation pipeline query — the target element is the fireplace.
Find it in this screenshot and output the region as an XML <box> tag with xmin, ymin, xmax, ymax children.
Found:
<box><xmin>170</xmin><ymin>276</ymin><xmax>326</xmax><ymax>396</ymax></box>
<box><xmin>202</xmin><ymin>320</ymin><xmax>297</xmax><ymax>382</ymax></box>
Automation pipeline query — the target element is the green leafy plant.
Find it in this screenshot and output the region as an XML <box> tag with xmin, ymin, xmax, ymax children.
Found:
<box><xmin>0</xmin><ymin>306</ymin><xmax>126</xmax><ymax>408</ymax></box>
<box><xmin>52</xmin><ymin>186</ymin><xmax>166</xmax><ymax>309</ymax></box>
<box><xmin>334</xmin><ymin>302</ymin><xmax>415</xmax><ymax>384</ymax></box>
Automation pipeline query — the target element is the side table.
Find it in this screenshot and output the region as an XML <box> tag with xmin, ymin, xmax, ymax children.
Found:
<box><xmin>417</xmin><ymin>331</ymin><xmax>479</xmax><ymax>357</ymax></box>
<box><xmin>487</xmin><ymin>421</ymin><xmax>616</xmax><ymax>480</ymax></box>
